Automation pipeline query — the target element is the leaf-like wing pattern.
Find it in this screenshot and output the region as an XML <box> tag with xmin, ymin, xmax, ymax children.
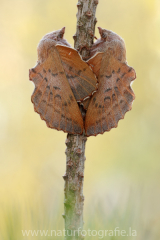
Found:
<box><xmin>85</xmin><ymin>51</ymin><xmax>136</xmax><ymax>136</ymax></box>
<box><xmin>56</xmin><ymin>45</ymin><xmax>97</xmax><ymax>102</ymax></box>
<box><xmin>29</xmin><ymin>46</ymin><xmax>83</xmax><ymax>134</ymax></box>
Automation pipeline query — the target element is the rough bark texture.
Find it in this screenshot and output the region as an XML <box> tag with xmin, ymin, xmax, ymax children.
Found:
<box><xmin>63</xmin><ymin>1</ymin><xmax>98</xmax><ymax>239</ymax></box>
<box><xmin>63</xmin><ymin>133</ymin><xmax>87</xmax><ymax>239</ymax></box>
<box><xmin>74</xmin><ymin>0</ymin><xmax>99</xmax><ymax>60</ymax></box>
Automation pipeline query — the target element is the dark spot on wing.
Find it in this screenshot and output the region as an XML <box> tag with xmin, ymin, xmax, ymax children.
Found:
<box><xmin>52</xmin><ymin>73</ymin><xmax>58</xmax><ymax>77</ymax></box>
<box><xmin>128</xmin><ymin>67</ymin><xmax>132</xmax><ymax>72</ymax></box>
<box><xmin>104</xmin><ymin>96</ymin><xmax>111</xmax><ymax>102</ymax></box>
<box><xmin>112</xmin><ymin>93</ymin><xmax>116</xmax><ymax>98</ymax></box>
<box><xmin>64</xmin><ymin>101</ymin><xmax>67</xmax><ymax>106</ymax></box>
<box><xmin>69</xmin><ymin>66</ymin><xmax>72</xmax><ymax>71</ymax></box>
<box><xmin>43</xmin><ymin>69</ymin><xmax>46</xmax><ymax>73</ymax></box>
<box><xmin>46</xmin><ymin>85</ymin><xmax>50</xmax><ymax>89</ymax></box>
<box><xmin>83</xmin><ymin>68</ymin><xmax>86</xmax><ymax>71</ymax></box>
<box><xmin>93</xmin><ymin>97</ymin><xmax>96</xmax><ymax>103</ymax></box>
<box><xmin>77</xmin><ymin>70</ymin><xmax>82</xmax><ymax>75</ymax></box>
<box><xmin>31</xmin><ymin>68</ymin><xmax>36</xmax><ymax>73</ymax></box>
<box><xmin>44</xmin><ymin>77</ymin><xmax>48</xmax><ymax>82</ymax></box>
<box><xmin>69</xmin><ymin>95</ymin><xmax>74</xmax><ymax>101</ymax></box>
<box><xmin>106</xmin><ymin>75</ymin><xmax>112</xmax><ymax>79</ymax></box>
<box><xmin>54</xmin><ymin>94</ymin><xmax>61</xmax><ymax>99</ymax></box>
<box><xmin>114</xmin><ymin>86</ymin><xmax>119</xmax><ymax>92</ymax></box>
<box><xmin>66</xmin><ymin>117</ymin><xmax>72</xmax><ymax>121</ymax></box>
<box><xmin>61</xmin><ymin>114</ymin><xmax>65</xmax><ymax>119</ymax></box>
<box><xmin>50</xmin><ymin>92</ymin><xmax>53</xmax><ymax>95</ymax></box>
<box><xmin>121</xmin><ymin>73</ymin><xmax>126</xmax><ymax>78</ymax></box>
<box><xmin>53</xmin><ymin>86</ymin><xmax>60</xmax><ymax>90</ymax></box>
<box><xmin>48</xmin><ymin>69</ymin><xmax>51</xmax><ymax>72</ymax></box>
<box><xmin>99</xmin><ymin>105</ymin><xmax>102</xmax><ymax>108</ymax></box>
<box><xmin>66</xmin><ymin>74</ymin><xmax>75</xmax><ymax>79</ymax></box>
<box><xmin>117</xmin><ymin>68</ymin><xmax>120</xmax><ymax>73</ymax></box>
<box><xmin>60</xmin><ymin>71</ymin><xmax>64</xmax><ymax>74</ymax></box>
<box><xmin>116</xmin><ymin>78</ymin><xmax>120</xmax><ymax>82</ymax></box>
<box><xmin>112</xmin><ymin>70</ymin><xmax>115</xmax><ymax>74</ymax></box>
<box><xmin>105</xmin><ymin>88</ymin><xmax>112</xmax><ymax>93</ymax></box>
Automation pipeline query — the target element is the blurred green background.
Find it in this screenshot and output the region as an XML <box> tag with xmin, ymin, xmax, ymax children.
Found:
<box><xmin>0</xmin><ymin>0</ymin><xmax>160</xmax><ymax>239</ymax></box>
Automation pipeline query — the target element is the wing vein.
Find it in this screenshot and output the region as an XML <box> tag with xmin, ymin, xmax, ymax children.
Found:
<box><xmin>63</xmin><ymin>61</ymin><xmax>96</xmax><ymax>88</ymax></box>
<box><xmin>69</xmin><ymin>78</ymin><xmax>82</xmax><ymax>101</ymax></box>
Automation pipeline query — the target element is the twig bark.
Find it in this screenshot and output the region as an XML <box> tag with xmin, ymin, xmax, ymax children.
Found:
<box><xmin>63</xmin><ymin>133</ymin><xmax>87</xmax><ymax>239</ymax></box>
<box><xmin>63</xmin><ymin>1</ymin><xmax>98</xmax><ymax>239</ymax></box>
<box><xmin>74</xmin><ymin>0</ymin><xmax>99</xmax><ymax>60</ymax></box>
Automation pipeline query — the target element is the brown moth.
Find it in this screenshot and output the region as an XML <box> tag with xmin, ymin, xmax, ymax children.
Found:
<box><xmin>83</xmin><ymin>27</ymin><xmax>127</xmax><ymax>110</ymax></box>
<box><xmin>29</xmin><ymin>28</ymin><xmax>97</xmax><ymax>134</ymax></box>
<box><xmin>29</xmin><ymin>28</ymin><xmax>97</xmax><ymax>135</ymax></box>
<box><xmin>29</xmin><ymin>27</ymin><xmax>136</xmax><ymax>137</ymax></box>
<box><xmin>85</xmin><ymin>27</ymin><xmax>136</xmax><ymax>136</ymax></box>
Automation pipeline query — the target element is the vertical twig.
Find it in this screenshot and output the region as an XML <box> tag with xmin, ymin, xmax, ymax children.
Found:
<box><xmin>74</xmin><ymin>0</ymin><xmax>98</xmax><ymax>59</ymax></box>
<box><xmin>63</xmin><ymin>1</ymin><xmax>98</xmax><ymax>239</ymax></box>
<box><xmin>63</xmin><ymin>133</ymin><xmax>87</xmax><ymax>239</ymax></box>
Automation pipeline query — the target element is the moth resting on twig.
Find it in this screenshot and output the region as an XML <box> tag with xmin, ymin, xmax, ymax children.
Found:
<box><xmin>29</xmin><ymin>27</ymin><xmax>136</xmax><ymax>137</ymax></box>
<box><xmin>29</xmin><ymin>28</ymin><xmax>97</xmax><ymax>135</ymax></box>
<box><xmin>85</xmin><ymin>27</ymin><xmax>136</xmax><ymax>136</ymax></box>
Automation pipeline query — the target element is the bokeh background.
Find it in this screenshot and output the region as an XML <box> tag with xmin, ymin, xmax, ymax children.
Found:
<box><xmin>0</xmin><ymin>0</ymin><xmax>160</xmax><ymax>239</ymax></box>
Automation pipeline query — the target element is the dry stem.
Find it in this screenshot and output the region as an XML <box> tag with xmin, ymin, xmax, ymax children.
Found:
<box><xmin>63</xmin><ymin>1</ymin><xmax>98</xmax><ymax>239</ymax></box>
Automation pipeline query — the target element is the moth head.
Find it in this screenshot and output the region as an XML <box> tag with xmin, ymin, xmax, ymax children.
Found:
<box><xmin>44</xmin><ymin>27</ymin><xmax>65</xmax><ymax>42</ymax></box>
<box><xmin>41</xmin><ymin>27</ymin><xmax>71</xmax><ymax>48</ymax></box>
<box><xmin>98</xmin><ymin>27</ymin><xmax>120</xmax><ymax>42</ymax></box>
<box><xmin>38</xmin><ymin>27</ymin><xmax>71</xmax><ymax>62</ymax></box>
